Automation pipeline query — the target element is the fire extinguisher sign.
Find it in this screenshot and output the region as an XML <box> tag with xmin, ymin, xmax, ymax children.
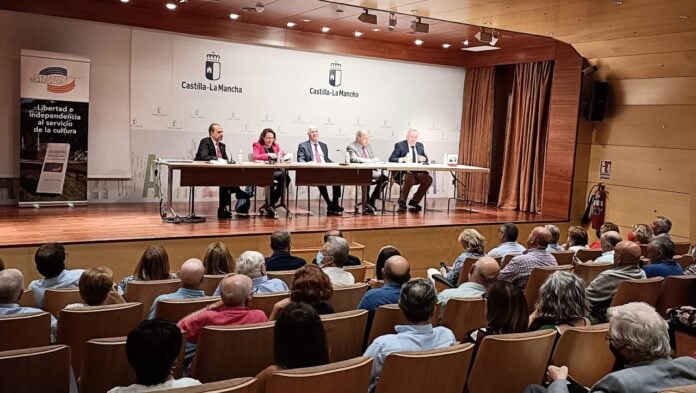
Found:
<box><xmin>599</xmin><ymin>160</ymin><xmax>612</xmax><ymax>180</ymax></box>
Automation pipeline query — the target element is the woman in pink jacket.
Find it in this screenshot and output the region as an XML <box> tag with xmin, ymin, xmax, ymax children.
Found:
<box><xmin>252</xmin><ymin>128</ymin><xmax>289</xmax><ymax>217</ymax></box>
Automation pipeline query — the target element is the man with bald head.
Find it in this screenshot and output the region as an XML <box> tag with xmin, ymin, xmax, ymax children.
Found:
<box><xmin>437</xmin><ymin>256</ymin><xmax>500</xmax><ymax>315</ymax></box>
<box><xmin>358</xmin><ymin>255</ymin><xmax>411</xmax><ymax>313</ymax></box>
<box><xmin>0</xmin><ymin>268</ymin><xmax>58</xmax><ymax>341</ymax></box>
<box><xmin>593</xmin><ymin>231</ymin><xmax>622</xmax><ymax>263</ymax></box>
<box><xmin>586</xmin><ymin>240</ymin><xmax>646</xmax><ymax>321</ymax></box>
<box><xmin>178</xmin><ymin>274</ymin><xmax>268</xmax><ymax>344</ymax></box>
<box><xmin>499</xmin><ymin>227</ymin><xmax>557</xmax><ymax>290</ymax></box>
<box><xmin>148</xmin><ymin>258</ymin><xmax>207</xmax><ymax>319</ymax></box>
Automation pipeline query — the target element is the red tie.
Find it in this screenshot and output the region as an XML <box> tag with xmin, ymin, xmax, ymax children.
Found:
<box><xmin>313</xmin><ymin>144</ymin><xmax>321</xmax><ymax>163</ymax></box>
<box><xmin>215</xmin><ymin>143</ymin><xmax>222</xmax><ymax>158</ymax></box>
<box><xmin>362</xmin><ymin>146</ymin><xmax>369</xmax><ymax>158</ymax></box>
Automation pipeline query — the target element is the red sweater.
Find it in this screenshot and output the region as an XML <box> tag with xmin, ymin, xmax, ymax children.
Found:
<box><xmin>178</xmin><ymin>305</ymin><xmax>268</xmax><ymax>343</ymax></box>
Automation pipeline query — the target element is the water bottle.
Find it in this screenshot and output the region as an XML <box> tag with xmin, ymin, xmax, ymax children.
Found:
<box><xmin>344</xmin><ymin>151</ymin><xmax>350</xmax><ymax>164</ymax></box>
<box><xmin>237</xmin><ymin>149</ymin><xmax>244</xmax><ymax>164</ymax></box>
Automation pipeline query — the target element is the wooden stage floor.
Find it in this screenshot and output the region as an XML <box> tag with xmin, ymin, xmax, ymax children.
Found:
<box><xmin>0</xmin><ymin>199</ymin><xmax>564</xmax><ymax>247</ymax></box>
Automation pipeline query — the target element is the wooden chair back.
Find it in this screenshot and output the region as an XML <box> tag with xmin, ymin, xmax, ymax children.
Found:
<box><xmin>56</xmin><ymin>302</ymin><xmax>143</xmax><ymax>378</ymax></box>
<box><xmin>79</xmin><ymin>337</ymin><xmax>134</xmax><ymax>393</ymax></box>
<box><xmin>440</xmin><ymin>297</ymin><xmax>487</xmax><ymax>340</ymax></box>
<box><xmin>524</xmin><ymin>265</ymin><xmax>573</xmax><ymax>311</ymax></box>
<box><xmin>344</xmin><ymin>265</ymin><xmax>367</xmax><ymax>283</ymax></box>
<box><xmin>573</xmin><ymin>262</ymin><xmax>613</xmax><ymax>285</ymax></box>
<box><xmin>456</xmin><ymin>257</ymin><xmax>479</xmax><ymax>285</ymax></box>
<box><xmin>0</xmin><ymin>312</ymin><xmax>51</xmax><ymax>351</ymax></box>
<box><xmin>267</xmin><ymin>270</ymin><xmax>296</xmax><ymax>289</ymax></box>
<box><xmin>250</xmin><ymin>292</ymin><xmax>290</xmax><ymax>318</ymax></box>
<box><xmin>18</xmin><ymin>289</ymin><xmax>36</xmax><ymax>308</ymax></box>
<box><xmin>375</xmin><ymin>343</ymin><xmax>475</xmax><ymax>393</ymax></box>
<box><xmin>194</xmin><ymin>321</ymin><xmax>275</xmax><ymax>382</ymax></box>
<box><xmin>331</xmin><ymin>283</ymin><xmax>369</xmax><ymax>312</ymax></box>
<box><xmin>168</xmin><ymin>377</ymin><xmax>259</xmax><ymax>393</ymax></box>
<box><xmin>201</xmin><ymin>274</ymin><xmax>226</xmax><ymax>296</ymax></box>
<box><xmin>501</xmin><ymin>253</ymin><xmax>520</xmax><ymax>268</ymax></box>
<box><xmin>674</xmin><ymin>255</ymin><xmax>695</xmax><ymax>271</ymax></box>
<box><xmin>321</xmin><ymin>309</ymin><xmax>368</xmax><ymax>362</ymax></box>
<box><xmin>467</xmin><ymin>330</ymin><xmax>557</xmax><ymax>393</ymax></box>
<box><xmin>265</xmin><ymin>356</ymin><xmax>373</xmax><ymax>393</ymax></box>
<box><xmin>675</xmin><ymin>330</ymin><xmax>696</xmax><ymax>358</ymax></box>
<box><xmin>156</xmin><ymin>296</ymin><xmax>220</xmax><ymax>322</ymax></box>
<box><xmin>575</xmin><ymin>249</ymin><xmax>603</xmax><ymax>263</ymax></box>
<box><xmin>44</xmin><ymin>288</ymin><xmax>82</xmax><ymax>317</ymax></box>
<box><xmin>367</xmin><ymin>304</ymin><xmax>403</xmax><ymax>346</ymax></box>
<box><xmin>0</xmin><ymin>345</ymin><xmax>72</xmax><ymax>393</ymax></box>
<box><xmin>551</xmin><ymin>324</ymin><xmax>613</xmax><ymax>387</ymax></box>
<box><xmin>610</xmin><ymin>277</ymin><xmax>664</xmax><ymax>308</ymax></box>
<box><xmin>551</xmin><ymin>250</ymin><xmax>576</xmax><ymax>265</ymax></box>
<box><xmin>673</xmin><ymin>241</ymin><xmax>692</xmax><ymax>256</ymax></box>
<box><xmin>124</xmin><ymin>279</ymin><xmax>181</xmax><ymax>319</ymax></box>
<box><xmin>655</xmin><ymin>275</ymin><xmax>696</xmax><ymax>316</ymax></box>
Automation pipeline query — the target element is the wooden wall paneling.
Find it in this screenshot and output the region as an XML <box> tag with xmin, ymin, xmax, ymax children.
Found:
<box><xmin>691</xmin><ymin>170</ymin><xmax>696</xmax><ymax>241</ymax></box>
<box><xmin>548</xmin><ymin>104</ymin><xmax>584</xmax><ymax>144</ymax></box>
<box><xmin>545</xmin><ymin>142</ymin><xmax>576</xmax><ymax>180</ymax></box>
<box><xmin>570</xmin><ymin>180</ymin><xmax>591</xmax><ymax>222</ymax></box>
<box><xmin>461</xmin><ymin>43</ymin><xmax>555</xmax><ymax>68</ymax></box>
<box><xmin>611</xmin><ymin>77</ymin><xmax>696</xmax><ymax>106</ymax></box>
<box><xmin>591</xmin><ymin>51</ymin><xmax>696</xmax><ymax>80</ymax></box>
<box><xmin>573</xmin><ymin>31</ymin><xmax>696</xmax><ymax>59</ymax></box>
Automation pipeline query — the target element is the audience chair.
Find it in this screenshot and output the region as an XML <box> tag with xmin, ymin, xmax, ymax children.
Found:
<box><xmin>0</xmin><ymin>345</ymin><xmax>72</xmax><ymax>393</ymax></box>
<box><xmin>344</xmin><ymin>265</ymin><xmax>367</xmax><ymax>283</ymax></box>
<box><xmin>675</xmin><ymin>330</ymin><xmax>696</xmax><ymax>358</ymax></box>
<box><xmin>551</xmin><ymin>250</ymin><xmax>576</xmax><ymax>266</ymax></box>
<box><xmin>439</xmin><ymin>297</ymin><xmax>487</xmax><ymax>340</ymax></box>
<box><xmin>524</xmin><ymin>265</ymin><xmax>573</xmax><ymax>311</ymax></box>
<box><xmin>156</xmin><ymin>296</ymin><xmax>220</xmax><ymax>322</ymax></box>
<box><xmin>659</xmin><ymin>385</ymin><xmax>696</xmax><ymax>393</ymax></box>
<box><xmin>674</xmin><ymin>255</ymin><xmax>694</xmax><ymax>271</ymax></box>
<box><xmin>79</xmin><ymin>337</ymin><xmax>135</xmax><ymax>393</ymax></box>
<box><xmin>267</xmin><ymin>270</ymin><xmax>296</xmax><ymax>289</ymax></box>
<box><xmin>655</xmin><ymin>275</ymin><xmax>696</xmax><ymax>317</ymax></box>
<box><xmin>551</xmin><ymin>324</ymin><xmax>613</xmax><ymax>387</ymax></box>
<box><xmin>0</xmin><ymin>312</ymin><xmax>51</xmax><ymax>350</ymax></box>
<box><xmin>456</xmin><ymin>257</ymin><xmax>480</xmax><ymax>285</ymax></box>
<box><xmin>501</xmin><ymin>253</ymin><xmax>520</xmax><ymax>268</ymax></box>
<box><xmin>367</xmin><ymin>304</ymin><xmax>404</xmax><ymax>346</ymax></box>
<box><xmin>321</xmin><ymin>309</ymin><xmax>368</xmax><ymax>362</ymax></box>
<box><xmin>610</xmin><ymin>277</ymin><xmax>664</xmax><ymax>308</ymax></box>
<box><xmin>57</xmin><ymin>302</ymin><xmax>143</xmax><ymax>378</ymax></box>
<box><xmin>250</xmin><ymin>291</ymin><xmax>290</xmax><ymax>318</ymax></box>
<box><xmin>18</xmin><ymin>289</ymin><xmax>35</xmax><ymax>308</ymax></box>
<box><xmin>673</xmin><ymin>241</ymin><xmax>692</xmax><ymax>256</ymax></box>
<box><xmin>124</xmin><ymin>279</ymin><xmax>181</xmax><ymax>319</ymax></box>
<box><xmin>44</xmin><ymin>288</ymin><xmax>82</xmax><ymax>317</ymax></box>
<box><xmin>375</xmin><ymin>343</ymin><xmax>474</xmax><ymax>393</ymax></box>
<box><xmin>194</xmin><ymin>321</ymin><xmax>275</xmax><ymax>382</ymax></box>
<box><xmin>201</xmin><ymin>274</ymin><xmax>227</xmax><ymax>296</ymax></box>
<box><xmin>572</xmin><ymin>262</ymin><xmax>613</xmax><ymax>286</ymax></box>
<box><xmin>168</xmin><ymin>377</ymin><xmax>259</xmax><ymax>393</ymax></box>
<box><xmin>331</xmin><ymin>282</ymin><xmax>369</xmax><ymax>312</ymax></box>
<box><xmin>433</xmin><ymin>275</ymin><xmax>455</xmax><ymax>292</ymax></box>
<box><xmin>467</xmin><ymin>330</ymin><xmax>557</xmax><ymax>393</ymax></box>
<box><xmin>575</xmin><ymin>249</ymin><xmax>603</xmax><ymax>263</ymax></box>
<box><xmin>265</xmin><ymin>356</ymin><xmax>372</xmax><ymax>393</ymax></box>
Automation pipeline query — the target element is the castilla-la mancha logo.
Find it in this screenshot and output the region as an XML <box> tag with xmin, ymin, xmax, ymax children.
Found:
<box><xmin>329</xmin><ymin>61</ymin><xmax>342</xmax><ymax>87</ymax></box>
<box><xmin>30</xmin><ymin>67</ymin><xmax>75</xmax><ymax>93</ymax></box>
<box><xmin>205</xmin><ymin>52</ymin><xmax>221</xmax><ymax>81</ymax></box>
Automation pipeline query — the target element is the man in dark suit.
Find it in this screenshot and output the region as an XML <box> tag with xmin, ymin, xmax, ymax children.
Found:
<box><xmin>388</xmin><ymin>129</ymin><xmax>433</xmax><ymax>212</ymax></box>
<box><xmin>194</xmin><ymin>123</ymin><xmax>250</xmax><ymax>219</ymax></box>
<box><xmin>296</xmin><ymin>125</ymin><xmax>343</xmax><ymax>215</ymax></box>
<box><xmin>265</xmin><ymin>230</ymin><xmax>307</xmax><ymax>271</ymax></box>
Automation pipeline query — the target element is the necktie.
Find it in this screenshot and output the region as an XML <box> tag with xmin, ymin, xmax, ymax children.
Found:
<box><xmin>216</xmin><ymin>143</ymin><xmax>222</xmax><ymax>159</ymax></box>
<box><xmin>411</xmin><ymin>146</ymin><xmax>416</xmax><ymax>163</ymax></box>
<box><xmin>313</xmin><ymin>144</ymin><xmax>321</xmax><ymax>163</ymax></box>
<box><xmin>362</xmin><ymin>146</ymin><xmax>369</xmax><ymax>158</ymax></box>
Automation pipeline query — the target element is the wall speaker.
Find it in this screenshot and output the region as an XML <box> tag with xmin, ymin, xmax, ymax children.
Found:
<box><xmin>583</xmin><ymin>81</ymin><xmax>608</xmax><ymax>121</ymax></box>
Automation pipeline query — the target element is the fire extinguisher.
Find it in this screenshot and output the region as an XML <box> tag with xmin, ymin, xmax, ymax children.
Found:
<box><xmin>581</xmin><ymin>183</ymin><xmax>606</xmax><ymax>229</ymax></box>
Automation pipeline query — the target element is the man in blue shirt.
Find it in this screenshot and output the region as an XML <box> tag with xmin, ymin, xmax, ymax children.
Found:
<box><xmin>0</xmin><ymin>268</ymin><xmax>57</xmax><ymax>342</ymax></box>
<box><xmin>148</xmin><ymin>258</ymin><xmax>207</xmax><ymax>319</ymax></box>
<box><xmin>364</xmin><ymin>279</ymin><xmax>456</xmax><ymax>392</ymax></box>
<box><xmin>28</xmin><ymin>243</ymin><xmax>84</xmax><ymax>308</ymax></box>
<box><xmin>235</xmin><ymin>251</ymin><xmax>288</xmax><ymax>294</ymax></box>
<box><xmin>487</xmin><ymin>223</ymin><xmax>526</xmax><ymax>258</ymax></box>
<box><xmin>644</xmin><ymin>236</ymin><xmax>684</xmax><ymax>278</ymax></box>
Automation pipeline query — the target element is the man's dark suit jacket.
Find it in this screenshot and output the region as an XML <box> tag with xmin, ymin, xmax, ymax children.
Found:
<box><xmin>388</xmin><ymin>140</ymin><xmax>427</xmax><ymax>163</ymax></box>
<box><xmin>297</xmin><ymin>140</ymin><xmax>333</xmax><ymax>163</ymax></box>
<box><xmin>265</xmin><ymin>251</ymin><xmax>307</xmax><ymax>271</ymax></box>
<box><xmin>195</xmin><ymin>137</ymin><xmax>229</xmax><ymax>162</ymax></box>
<box><xmin>311</xmin><ymin>254</ymin><xmax>362</xmax><ymax>266</ymax></box>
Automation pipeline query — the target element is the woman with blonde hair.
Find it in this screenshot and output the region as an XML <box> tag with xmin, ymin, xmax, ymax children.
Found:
<box><xmin>435</xmin><ymin>228</ymin><xmax>486</xmax><ymax>285</ymax></box>
<box><xmin>118</xmin><ymin>244</ymin><xmax>176</xmax><ymax>294</ymax></box>
<box><xmin>202</xmin><ymin>242</ymin><xmax>235</xmax><ymax>275</ymax></box>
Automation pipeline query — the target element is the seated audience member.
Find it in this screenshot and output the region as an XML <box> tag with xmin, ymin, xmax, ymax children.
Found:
<box><xmin>234</xmin><ymin>251</ymin><xmax>288</xmax><ymax>294</ymax></box>
<box><xmin>118</xmin><ymin>244</ymin><xmax>175</xmax><ymax>295</ymax></box>
<box><xmin>644</xmin><ymin>236</ymin><xmax>684</xmax><ymax>278</ymax></box>
<box><xmin>466</xmin><ymin>280</ymin><xmax>528</xmax><ymax>348</ymax></box>
<box><xmin>499</xmin><ymin>227</ymin><xmax>557</xmax><ymax>290</ymax></box>
<box><xmin>590</xmin><ymin>222</ymin><xmax>620</xmax><ymax>249</ymax></box>
<box><xmin>270</xmin><ymin>265</ymin><xmax>334</xmax><ymax>318</ymax></box>
<box><xmin>545</xmin><ymin>225</ymin><xmax>565</xmax><ymax>252</ymax></box>
<box><xmin>563</xmin><ymin>226</ymin><xmax>589</xmax><ymax>253</ymax></box>
<box><xmin>586</xmin><ymin>241</ymin><xmax>646</xmax><ymax>322</ymax></box>
<box><xmin>28</xmin><ymin>243</ymin><xmax>85</xmax><ymax>308</ymax></box>
<box><xmin>358</xmin><ymin>255</ymin><xmax>411</xmax><ymax>314</ymax></box>
<box><xmin>367</xmin><ymin>245</ymin><xmax>401</xmax><ymax>288</ymax></box>
<box><xmin>65</xmin><ymin>266</ymin><xmax>125</xmax><ymax>309</ymax></box>
<box><xmin>0</xmin><ymin>268</ymin><xmax>57</xmax><ymax>341</ymax></box>
<box><xmin>108</xmin><ymin>319</ymin><xmax>200</xmax><ymax>392</ymax></box>
<box><xmin>202</xmin><ymin>242</ymin><xmax>235</xmax><ymax>275</ymax></box>
<box><xmin>320</xmin><ymin>236</ymin><xmax>355</xmax><ymax>286</ymax></box>
<box><xmin>178</xmin><ymin>274</ymin><xmax>268</xmax><ymax>344</ymax></box>
<box><xmin>437</xmin><ymin>256</ymin><xmax>500</xmax><ymax>316</ymax></box>
<box><xmin>528</xmin><ymin>271</ymin><xmax>591</xmax><ymax>333</ymax></box>
<box><xmin>312</xmin><ymin>229</ymin><xmax>361</xmax><ymax>266</ymax></box>
<box><xmin>148</xmin><ymin>258</ymin><xmax>206</xmax><ymax>320</ymax></box>
<box><xmin>265</xmin><ymin>231</ymin><xmax>306</xmax><ymax>271</ymax></box>
<box><xmin>0</xmin><ymin>256</ymin><xmax>4</xmax><ymax>271</ymax></box>
<box><xmin>486</xmin><ymin>223</ymin><xmax>526</xmax><ymax>258</ymax></box>
<box><xmin>526</xmin><ymin>302</ymin><xmax>696</xmax><ymax>393</ymax></box>
<box><xmin>630</xmin><ymin>223</ymin><xmax>654</xmax><ymax>244</ymax></box>
<box><xmin>651</xmin><ymin>216</ymin><xmax>673</xmax><ymax>239</ymax></box>
<box><xmin>255</xmin><ymin>302</ymin><xmax>329</xmax><ymax>391</ymax></box>
<box><xmin>592</xmin><ymin>231</ymin><xmax>622</xmax><ymax>263</ymax></box>
<box><xmin>435</xmin><ymin>229</ymin><xmax>486</xmax><ymax>285</ymax></box>
<box><xmin>365</xmin><ymin>279</ymin><xmax>456</xmax><ymax>392</ymax></box>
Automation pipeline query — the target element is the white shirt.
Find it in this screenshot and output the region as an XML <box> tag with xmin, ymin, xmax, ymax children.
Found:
<box><xmin>594</xmin><ymin>250</ymin><xmax>615</xmax><ymax>263</ymax></box>
<box><xmin>107</xmin><ymin>378</ymin><xmax>200</xmax><ymax>392</ymax></box>
<box><xmin>322</xmin><ymin>267</ymin><xmax>355</xmax><ymax>286</ymax></box>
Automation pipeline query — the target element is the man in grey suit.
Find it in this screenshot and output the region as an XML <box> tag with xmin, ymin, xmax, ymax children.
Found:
<box><xmin>346</xmin><ymin>129</ymin><xmax>388</xmax><ymax>214</ymax></box>
<box><xmin>296</xmin><ymin>126</ymin><xmax>343</xmax><ymax>215</ymax></box>
<box><xmin>525</xmin><ymin>302</ymin><xmax>696</xmax><ymax>393</ymax></box>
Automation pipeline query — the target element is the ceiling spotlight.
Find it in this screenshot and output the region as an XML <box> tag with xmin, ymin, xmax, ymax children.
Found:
<box><xmin>165</xmin><ymin>2</ymin><xmax>177</xmax><ymax>10</ymax></box>
<box><xmin>120</xmin><ymin>0</ymin><xmax>129</xmax><ymax>3</ymax></box>
<box><xmin>242</xmin><ymin>2</ymin><xmax>265</xmax><ymax>13</ymax></box>
<box><xmin>372</xmin><ymin>28</ymin><xmax>381</xmax><ymax>32</ymax></box>
<box><xmin>462</xmin><ymin>39</ymin><xmax>470</xmax><ymax>46</ymax></box>
<box><xmin>302</xmin><ymin>18</ymin><xmax>312</xmax><ymax>22</ymax></box>
<box><xmin>177</xmin><ymin>0</ymin><xmax>188</xmax><ymax>2</ymax></box>
<box><xmin>475</xmin><ymin>28</ymin><xmax>499</xmax><ymax>45</ymax></box>
<box><xmin>286</xmin><ymin>21</ymin><xmax>296</xmax><ymax>28</ymax></box>
<box><xmin>410</xmin><ymin>17</ymin><xmax>429</xmax><ymax>34</ymax></box>
<box><xmin>389</xmin><ymin>13</ymin><xmax>397</xmax><ymax>31</ymax></box>
<box><xmin>678</xmin><ymin>15</ymin><xmax>689</xmax><ymax>19</ymax></box>
<box><xmin>229</xmin><ymin>13</ymin><xmax>240</xmax><ymax>20</ymax></box>
<box><xmin>582</xmin><ymin>65</ymin><xmax>599</xmax><ymax>76</ymax></box>
<box><xmin>442</xmin><ymin>43</ymin><xmax>451</xmax><ymax>49</ymax></box>
<box><xmin>321</xmin><ymin>26</ymin><xmax>331</xmax><ymax>33</ymax></box>
<box><xmin>358</xmin><ymin>8</ymin><xmax>377</xmax><ymax>24</ymax></box>
<box><xmin>414</xmin><ymin>39</ymin><xmax>424</xmax><ymax>46</ymax></box>
<box><xmin>354</xmin><ymin>31</ymin><xmax>363</xmax><ymax>38</ymax></box>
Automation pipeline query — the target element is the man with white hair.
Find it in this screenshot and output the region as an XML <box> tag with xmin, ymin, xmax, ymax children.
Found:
<box><xmin>0</xmin><ymin>268</ymin><xmax>57</xmax><ymax>341</ymax></box>
<box><xmin>593</xmin><ymin>231</ymin><xmax>622</xmax><ymax>263</ymax></box>
<box><xmin>346</xmin><ymin>129</ymin><xmax>388</xmax><ymax>214</ymax></box>
<box><xmin>320</xmin><ymin>236</ymin><xmax>354</xmax><ymax>286</ymax></box>
<box><xmin>388</xmin><ymin>129</ymin><xmax>433</xmax><ymax>213</ymax></box>
<box><xmin>148</xmin><ymin>258</ymin><xmax>206</xmax><ymax>319</ymax></box>
<box><xmin>526</xmin><ymin>302</ymin><xmax>696</xmax><ymax>393</ymax></box>
<box><xmin>235</xmin><ymin>251</ymin><xmax>288</xmax><ymax>293</ymax></box>
<box><xmin>297</xmin><ymin>125</ymin><xmax>343</xmax><ymax>215</ymax></box>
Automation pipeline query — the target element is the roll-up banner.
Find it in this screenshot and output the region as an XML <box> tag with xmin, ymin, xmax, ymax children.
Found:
<box><xmin>19</xmin><ymin>49</ymin><xmax>90</xmax><ymax>207</ymax></box>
